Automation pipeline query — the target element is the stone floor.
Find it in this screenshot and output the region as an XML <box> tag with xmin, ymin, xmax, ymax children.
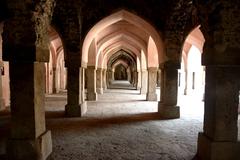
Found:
<box><xmin>45</xmin><ymin>81</ymin><xmax>204</xmax><ymax>160</ymax></box>
<box><xmin>0</xmin><ymin>80</ymin><xmax>239</xmax><ymax>160</ymax></box>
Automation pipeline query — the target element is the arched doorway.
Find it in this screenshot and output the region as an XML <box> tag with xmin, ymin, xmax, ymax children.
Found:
<box><xmin>82</xmin><ymin>10</ymin><xmax>164</xmax><ymax>102</ymax></box>
<box><xmin>178</xmin><ymin>26</ymin><xmax>205</xmax><ymax>118</ymax></box>
<box><xmin>45</xmin><ymin>27</ymin><xmax>66</xmax><ymax>94</ymax></box>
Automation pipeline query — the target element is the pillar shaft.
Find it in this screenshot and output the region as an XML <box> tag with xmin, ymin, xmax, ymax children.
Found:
<box><xmin>197</xmin><ymin>66</ymin><xmax>240</xmax><ymax>160</ymax></box>
<box><xmin>111</xmin><ymin>70</ymin><xmax>115</xmax><ymax>81</ymax></box>
<box><xmin>184</xmin><ymin>70</ymin><xmax>188</xmax><ymax>95</ymax></box>
<box><xmin>106</xmin><ymin>70</ymin><xmax>112</xmax><ymax>88</ymax></box>
<box><xmin>65</xmin><ymin>66</ymin><xmax>87</xmax><ymax>117</ymax></box>
<box><xmin>96</xmin><ymin>68</ymin><xmax>103</xmax><ymax>94</ymax></box>
<box><xmin>86</xmin><ymin>66</ymin><xmax>97</xmax><ymax>101</ymax></box>
<box><xmin>102</xmin><ymin>69</ymin><xmax>107</xmax><ymax>90</ymax></box>
<box><xmin>140</xmin><ymin>70</ymin><xmax>148</xmax><ymax>94</ymax></box>
<box><xmin>137</xmin><ymin>71</ymin><xmax>141</xmax><ymax>89</ymax></box>
<box><xmin>52</xmin><ymin>67</ymin><xmax>57</xmax><ymax>93</ymax></box>
<box><xmin>157</xmin><ymin>69</ymin><xmax>161</xmax><ymax>87</ymax></box>
<box><xmin>158</xmin><ymin>66</ymin><xmax>180</xmax><ymax>118</ymax></box>
<box><xmin>80</xmin><ymin>67</ymin><xmax>86</xmax><ymax>103</ymax></box>
<box><xmin>147</xmin><ymin>67</ymin><xmax>158</xmax><ymax>101</ymax></box>
<box><xmin>0</xmin><ymin>62</ymin><xmax>4</xmax><ymax>110</ymax></box>
<box><xmin>134</xmin><ymin>71</ymin><xmax>138</xmax><ymax>88</ymax></box>
<box><xmin>8</xmin><ymin>62</ymin><xmax>52</xmax><ymax>160</ymax></box>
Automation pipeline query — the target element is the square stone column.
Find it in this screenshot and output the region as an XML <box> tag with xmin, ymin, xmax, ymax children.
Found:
<box><xmin>65</xmin><ymin>66</ymin><xmax>87</xmax><ymax>117</ymax></box>
<box><xmin>157</xmin><ymin>69</ymin><xmax>161</xmax><ymax>87</ymax></box>
<box><xmin>52</xmin><ymin>67</ymin><xmax>57</xmax><ymax>94</ymax></box>
<box><xmin>102</xmin><ymin>69</ymin><xmax>107</xmax><ymax>90</ymax></box>
<box><xmin>111</xmin><ymin>70</ymin><xmax>115</xmax><ymax>80</ymax></box>
<box><xmin>86</xmin><ymin>66</ymin><xmax>97</xmax><ymax>101</ymax></box>
<box><xmin>0</xmin><ymin>61</ymin><xmax>4</xmax><ymax>110</ymax></box>
<box><xmin>7</xmin><ymin>62</ymin><xmax>52</xmax><ymax>160</ymax></box>
<box><xmin>106</xmin><ymin>70</ymin><xmax>112</xmax><ymax>88</ymax></box>
<box><xmin>133</xmin><ymin>71</ymin><xmax>138</xmax><ymax>88</ymax></box>
<box><xmin>96</xmin><ymin>68</ymin><xmax>103</xmax><ymax>94</ymax></box>
<box><xmin>137</xmin><ymin>70</ymin><xmax>141</xmax><ymax>89</ymax></box>
<box><xmin>158</xmin><ymin>66</ymin><xmax>180</xmax><ymax>119</ymax></box>
<box><xmin>147</xmin><ymin>67</ymin><xmax>158</xmax><ymax>101</ymax></box>
<box><xmin>80</xmin><ymin>67</ymin><xmax>86</xmax><ymax>103</ymax></box>
<box><xmin>197</xmin><ymin>66</ymin><xmax>240</xmax><ymax>160</ymax></box>
<box><xmin>140</xmin><ymin>70</ymin><xmax>148</xmax><ymax>94</ymax></box>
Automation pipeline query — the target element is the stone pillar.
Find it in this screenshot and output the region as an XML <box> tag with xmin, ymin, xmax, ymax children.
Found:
<box><xmin>184</xmin><ymin>70</ymin><xmax>188</xmax><ymax>95</ymax></box>
<box><xmin>2</xmin><ymin>1</ymin><xmax>54</xmax><ymax>158</ymax></box>
<box><xmin>0</xmin><ymin>62</ymin><xmax>4</xmax><ymax>110</ymax></box>
<box><xmin>65</xmin><ymin>66</ymin><xmax>87</xmax><ymax>117</ymax></box>
<box><xmin>157</xmin><ymin>69</ymin><xmax>161</xmax><ymax>87</ymax></box>
<box><xmin>111</xmin><ymin>70</ymin><xmax>115</xmax><ymax>81</ymax></box>
<box><xmin>197</xmin><ymin>66</ymin><xmax>240</xmax><ymax>160</ymax></box>
<box><xmin>134</xmin><ymin>71</ymin><xmax>138</xmax><ymax>88</ymax></box>
<box><xmin>158</xmin><ymin>65</ymin><xmax>180</xmax><ymax>119</ymax></box>
<box><xmin>147</xmin><ymin>67</ymin><xmax>158</xmax><ymax>101</ymax></box>
<box><xmin>80</xmin><ymin>67</ymin><xmax>87</xmax><ymax>109</ymax></box>
<box><xmin>137</xmin><ymin>70</ymin><xmax>141</xmax><ymax>89</ymax></box>
<box><xmin>140</xmin><ymin>70</ymin><xmax>148</xmax><ymax>94</ymax></box>
<box><xmin>0</xmin><ymin>24</ymin><xmax>4</xmax><ymax>110</ymax></box>
<box><xmin>102</xmin><ymin>69</ymin><xmax>107</xmax><ymax>90</ymax></box>
<box><xmin>52</xmin><ymin>67</ymin><xmax>57</xmax><ymax>93</ymax></box>
<box><xmin>86</xmin><ymin>66</ymin><xmax>97</xmax><ymax>101</ymax></box>
<box><xmin>96</xmin><ymin>68</ymin><xmax>103</xmax><ymax>94</ymax></box>
<box><xmin>192</xmin><ymin>72</ymin><xmax>195</xmax><ymax>90</ymax></box>
<box><xmin>106</xmin><ymin>69</ymin><xmax>112</xmax><ymax>88</ymax></box>
<box><xmin>7</xmin><ymin>62</ymin><xmax>52</xmax><ymax>160</ymax></box>
<box><xmin>127</xmin><ymin>68</ymin><xmax>131</xmax><ymax>82</ymax></box>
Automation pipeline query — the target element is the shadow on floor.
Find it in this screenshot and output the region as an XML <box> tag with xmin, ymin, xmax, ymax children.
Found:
<box><xmin>45</xmin><ymin>112</ymin><xmax>176</xmax><ymax>129</ymax></box>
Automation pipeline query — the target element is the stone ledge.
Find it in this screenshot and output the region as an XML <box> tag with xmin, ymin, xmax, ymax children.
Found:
<box><xmin>7</xmin><ymin>130</ymin><xmax>52</xmax><ymax>160</ymax></box>
<box><xmin>197</xmin><ymin>132</ymin><xmax>240</xmax><ymax>160</ymax></box>
<box><xmin>158</xmin><ymin>103</ymin><xmax>180</xmax><ymax>119</ymax></box>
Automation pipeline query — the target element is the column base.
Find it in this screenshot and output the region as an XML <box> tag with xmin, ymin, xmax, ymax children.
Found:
<box><xmin>146</xmin><ymin>93</ymin><xmax>157</xmax><ymax>101</ymax></box>
<box><xmin>65</xmin><ymin>102</ymin><xmax>87</xmax><ymax>117</ymax></box>
<box><xmin>7</xmin><ymin>130</ymin><xmax>52</xmax><ymax>160</ymax></box>
<box><xmin>96</xmin><ymin>88</ymin><xmax>103</xmax><ymax>94</ymax></box>
<box><xmin>87</xmin><ymin>92</ymin><xmax>98</xmax><ymax>101</ymax></box>
<box><xmin>197</xmin><ymin>132</ymin><xmax>240</xmax><ymax>160</ymax></box>
<box><xmin>158</xmin><ymin>102</ymin><xmax>180</xmax><ymax>119</ymax></box>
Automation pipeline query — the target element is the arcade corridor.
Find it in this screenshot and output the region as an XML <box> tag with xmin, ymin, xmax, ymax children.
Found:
<box><xmin>1</xmin><ymin>1</ymin><xmax>240</xmax><ymax>160</ymax></box>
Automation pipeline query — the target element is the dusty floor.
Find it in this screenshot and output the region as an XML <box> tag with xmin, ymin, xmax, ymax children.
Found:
<box><xmin>0</xmin><ymin>81</ymin><xmax>239</xmax><ymax>160</ymax></box>
<box><xmin>46</xmin><ymin>81</ymin><xmax>204</xmax><ymax>160</ymax></box>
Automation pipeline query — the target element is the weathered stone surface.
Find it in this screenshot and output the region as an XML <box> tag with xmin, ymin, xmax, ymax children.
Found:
<box><xmin>197</xmin><ymin>132</ymin><xmax>240</xmax><ymax>160</ymax></box>
<box><xmin>2</xmin><ymin>0</ymin><xmax>55</xmax><ymax>62</ymax></box>
<box><xmin>140</xmin><ymin>70</ymin><xmax>148</xmax><ymax>95</ymax></box>
<box><xmin>102</xmin><ymin>69</ymin><xmax>107</xmax><ymax>90</ymax></box>
<box><xmin>96</xmin><ymin>68</ymin><xmax>103</xmax><ymax>94</ymax></box>
<box><xmin>7</xmin><ymin>130</ymin><xmax>52</xmax><ymax>160</ymax></box>
<box><xmin>158</xmin><ymin>65</ymin><xmax>180</xmax><ymax>119</ymax></box>
<box><xmin>86</xmin><ymin>66</ymin><xmax>98</xmax><ymax>101</ymax></box>
<box><xmin>195</xmin><ymin>0</ymin><xmax>240</xmax><ymax>65</ymax></box>
<box><xmin>146</xmin><ymin>67</ymin><xmax>158</xmax><ymax>101</ymax></box>
<box><xmin>203</xmin><ymin>66</ymin><xmax>240</xmax><ymax>141</ymax></box>
<box><xmin>65</xmin><ymin>103</ymin><xmax>87</xmax><ymax>117</ymax></box>
<box><xmin>10</xmin><ymin>62</ymin><xmax>46</xmax><ymax>138</ymax></box>
<box><xmin>65</xmin><ymin>66</ymin><xmax>84</xmax><ymax>117</ymax></box>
